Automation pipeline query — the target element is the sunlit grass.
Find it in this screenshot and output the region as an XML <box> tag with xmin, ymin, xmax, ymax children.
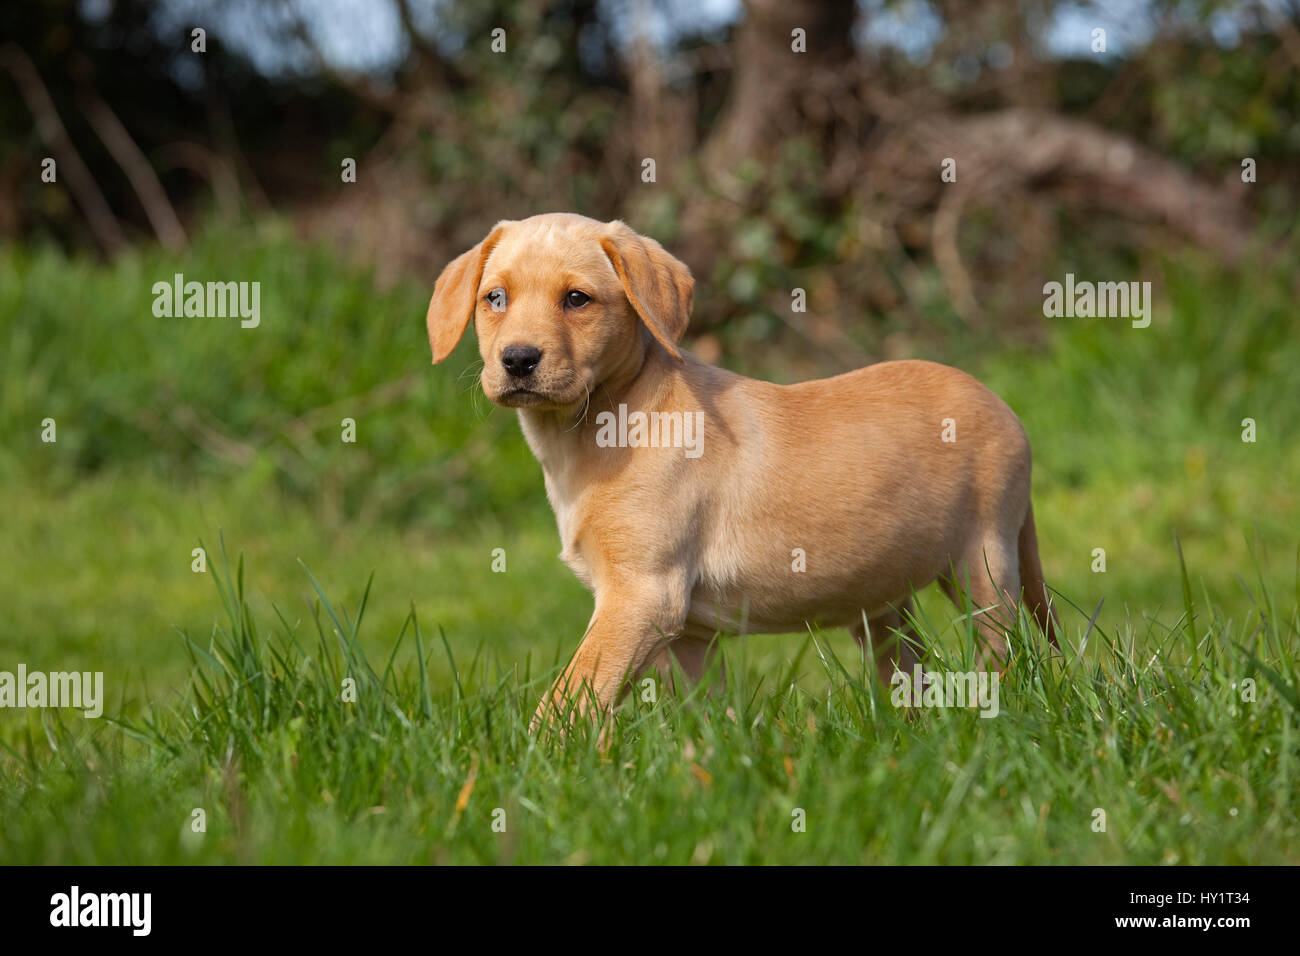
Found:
<box><xmin>1</xmin><ymin>228</ymin><xmax>1296</xmax><ymax>863</ymax></box>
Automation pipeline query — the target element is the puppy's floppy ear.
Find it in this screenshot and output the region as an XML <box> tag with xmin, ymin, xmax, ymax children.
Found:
<box><xmin>600</xmin><ymin>222</ymin><xmax>694</xmax><ymax>361</ymax></box>
<box><xmin>427</xmin><ymin>224</ymin><xmax>507</xmax><ymax>364</ymax></box>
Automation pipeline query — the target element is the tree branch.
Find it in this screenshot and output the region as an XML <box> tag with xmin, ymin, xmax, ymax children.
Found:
<box><xmin>78</xmin><ymin>82</ymin><xmax>188</xmax><ymax>251</ymax></box>
<box><xmin>0</xmin><ymin>44</ymin><xmax>125</xmax><ymax>255</ymax></box>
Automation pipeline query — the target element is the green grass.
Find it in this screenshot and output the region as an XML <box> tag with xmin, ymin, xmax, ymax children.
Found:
<box><xmin>0</xmin><ymin>223</ymin><xmax>1297</xmax><ymax>863</ymax></box>
<box><xmin>1</xmin><ymin>540</ymin><xmax>1295</xmax><ymax>864</ymax></box>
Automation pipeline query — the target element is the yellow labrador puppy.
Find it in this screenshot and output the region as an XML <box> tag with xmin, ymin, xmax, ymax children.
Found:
<box><xmin>427</xmin><ymin>213</ymin><xmax>1056</xmax><ymax>725</ymax></box>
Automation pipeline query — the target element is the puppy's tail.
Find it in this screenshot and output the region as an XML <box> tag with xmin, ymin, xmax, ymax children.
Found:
<box><xmin>1018</xmin><ymin>502</ymin><xmax>1059</xmax><ymax>648</ymax></box>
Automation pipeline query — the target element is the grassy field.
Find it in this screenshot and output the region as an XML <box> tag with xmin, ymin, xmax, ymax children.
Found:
<box><xmin>0</xmin><ymin>223</ymin><xmax>1297</xmax><ymax>863</ymax></box>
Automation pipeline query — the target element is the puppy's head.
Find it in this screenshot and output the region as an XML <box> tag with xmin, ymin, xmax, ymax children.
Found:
<box><xmin>427</xmin><ymin>213</ymin><xmax>693</xmax><ymax>409</ymax></box>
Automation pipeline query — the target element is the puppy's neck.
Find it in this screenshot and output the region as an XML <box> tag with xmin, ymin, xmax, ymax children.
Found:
<box><xmin>516</xmin><ymin>343</ymin><xmax>680</xmax><ymax>475</ymax></box>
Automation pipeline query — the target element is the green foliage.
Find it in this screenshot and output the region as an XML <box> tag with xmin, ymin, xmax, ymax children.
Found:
<box><xmin>0</xmin><ymin>223</ymin><xmax>538</xmax><ymax>529</ymax></box>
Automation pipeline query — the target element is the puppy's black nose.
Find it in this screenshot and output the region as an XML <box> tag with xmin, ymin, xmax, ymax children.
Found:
<box><xmin>501</xmin><ymin>345</ymin><xmax>542</xmax><ymax>378</ymax></box>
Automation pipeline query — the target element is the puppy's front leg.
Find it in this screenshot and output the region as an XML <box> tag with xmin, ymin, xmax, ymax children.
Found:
<box><xmin>532</xmin><ymin>573</ymin><xmax>689</xmax><ymax>730</ymax></box>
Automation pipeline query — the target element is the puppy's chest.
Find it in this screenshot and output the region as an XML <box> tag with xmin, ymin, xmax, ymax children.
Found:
<box><xmin>556</xmin><ymin>521</ymin><xmax>593</xmax><ymax>590</ymax></box>
<box><xmin>543</xmin><ymin>476</ymin><xmax>595</xmax><ymax>590</ymax></box>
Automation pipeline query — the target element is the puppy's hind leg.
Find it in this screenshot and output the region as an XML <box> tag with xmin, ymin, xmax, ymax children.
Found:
<box><xmin>940</xmin><ymin>532</ymin><xmax>1021</xmax><ymax>667</ymax></box>
<box><xmin>850</xmin><ymin>598</ymin><xmax>925</xmax><ymax>684</ymax></box>
<box><xmin>651</xmin><ymin>630</ymin><xmax>726</xmax><ymax>695</ymax></box>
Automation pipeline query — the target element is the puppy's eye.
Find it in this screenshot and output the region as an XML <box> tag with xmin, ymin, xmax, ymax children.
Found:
<box><xmin>485</xmin><ymin>288</ymin><xmax>507</xmax><ymax>312</ymax></box>
<box><xmin>565</xmin><ymin>290</ymin><xmax>591</xmax><ymax>309</ymax></box>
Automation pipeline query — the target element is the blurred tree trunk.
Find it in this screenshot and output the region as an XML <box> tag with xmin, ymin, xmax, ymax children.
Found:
<box><xmin>704</xmin><ymin>0</ymin><xmax>856</xmax><ymax>175</ymax></box>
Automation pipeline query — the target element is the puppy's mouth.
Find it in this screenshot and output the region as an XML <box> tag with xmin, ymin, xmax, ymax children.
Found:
<box><xmin>496</xmin><ymin>387</ymin><xmax>550</xmax><ymax>407</ymax></box>
<box><xmin>487</xmin><ymin>372</ymin><xmax>589</xmax><ymax>411</ymax></box>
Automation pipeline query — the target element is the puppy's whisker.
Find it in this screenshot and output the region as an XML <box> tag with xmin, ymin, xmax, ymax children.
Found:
<box><xmin>566</xmin><ymin>382</ymin><xmax>592</xmax><ymax>433</ymax></box>
<box><xmin>457</xmin><ymin>360</ymin><xmax>485</xmax><ymax>390</ymax></box>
